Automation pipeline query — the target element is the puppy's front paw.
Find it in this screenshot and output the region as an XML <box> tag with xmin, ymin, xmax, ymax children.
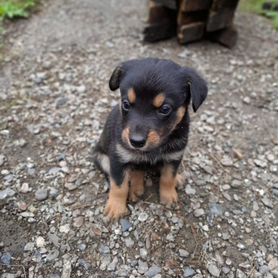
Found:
<box><xmin>104</xmin><ymin>198</ymin><xmax>128</xmax><ymax>220</ymax></box>
<box><xmin>129</xmin><ymin>183</ymin><xmax>144</xmax><ymax>202</ymax></box>
<box><xmin>160</xmin><ymin>187</ymin><xmax>178</xmax><ymax>205</ymax></box>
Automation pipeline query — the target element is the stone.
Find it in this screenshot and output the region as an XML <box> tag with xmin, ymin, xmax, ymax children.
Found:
<box><xmin>0</xmin><ymin>154</ymin><xmax>5</xmax><ymax>166</ymax></box>
<box><xmin>207</xmin><ymin>263</ymin><xmax>220</xmax><ymax>277</ymax></box>
<box><xmin>179</xmin><ymin>249</ymin><xmax>189</xmax><ymax>258</ymax></box>
<box><xmin>107</xmin><ymin>257</ymin><xmax>118</xmax><ymax>271</ymax></box>
<box><xmin>99</xmin><ymin>244</ymin><xmax>110</xmax><ymax>254</ymax></box>
<box><xmin>194</xmin><ymin>208</ymin><xmax>205</xmax><ymax>217</ymax></box>
<box><xmin>73</xmin><ymin>216</ymin><xmax>84</xmax><ymax>228</ymax></box>
<box><xmin>59</xmin><ymin>224</ymin><xmax>70</xmax><ymax>234</ymax></box>
<box><xmin>24</xmin><ymin>242</ymin><xmax>35</xmax><ymax>251</ymax></box>
<box><xmin>268</xmin><ymin>257</ymin><xmax>278</xmax><ymax>270</ymax></box>
<box><xmin>183</xmin><ymin>267</ymin><xmax>195</xmax><ymax>277</ymax></box>
<box><xmin>236</xmin><ymin>269</ymin><xmax>247</xmax><ymax>278</ymax></box>
<box><xmin>20</xmin><ymin>183</ymin><xmax>30</xmax><ymax>193</ymax></box>
<box><xmin>125</xmin><ymin>237</ymin><xmax>134</xmax><ymax>248</ymax></box>
<box><xmin>145</xmin><ymin>265</ymin><xmax>161</xmax><ymax>277</ymax></box>
<box><xmin>186</xmin><ymin>184</ymin><xmax>196</xmax><ymax>195</ymax></box>
<box><xmin>36</xmin><ymin>236</ymin><xmax>46</xmax><ymax>248</ymax></box>
<box><xmin>261</xmin><ymin>196</ymin><xmax>273</xmax><ymax>209</ymax></box>
<box><xmin>120</xmin><ymin>218</ymin><xmax>132</xmax><ymax>232</ymax></box>
<box><xmin>138</xmin><ymin>212</ymin><xmax>148</xmax><ymax>222</ymax></box>
<box><xmin>47</xmin><ymin>249</ymin><xmax>59</xmax><ymax>261</ymax></box>
<box><xmin>138</xmin><ymin>260</ymin><xmax>148</xmax><ymax>274</ymax></box>
<box><xmin>140</xmin><ymin>248</ymin><xmax>148</xmax><ymax>259</ymax></box>
<box><xmin>35</xmin><ymin>188</ymin><xmax>48</xmax><ymax>201</ymax></box>
<box><xmin>61</xmin><ymin>258</ymin><xmax>72</xmax><ymax>278</ymax></box>
<box><xmin>0</xmin><ymin>188</ymin><xmax>16</xmax><ymax>199</ymax></box>
<box><xmin>1</xmin><ymin>252</ymin><xmax>12</xmax><ymax>265</ymax></box>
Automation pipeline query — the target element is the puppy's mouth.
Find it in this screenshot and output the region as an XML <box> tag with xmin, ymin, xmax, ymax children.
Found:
<box><xmin>122</xmin><ymin>128</ymin><xmax>162</xmax><ymax>152</ymax></box>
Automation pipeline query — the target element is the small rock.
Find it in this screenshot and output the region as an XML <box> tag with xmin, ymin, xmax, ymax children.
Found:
<box><xmin>59</xmin><ymin>224</ymin><xmax>70</xmax><ymax>234</ymax></box>
<box><xmin>140</xmin><ymin>248</ymin><xmax>148</xmax><ymax>259</ymax></box>
<box><xmin>47</xmin><ymin>249</ymin><xmax>59</xmax><ymax>261</ymax></box>
<box><xmin>120</xmin><ymin>218</ymin><xmax>132</xmax><ymax>232</ymax></box>
<box><xmin>138</xmin><ymin>212</ymin><xmax>148</xmax><ymax>222</ymax></box>
<box><xmin>233</xmin><ymin>148</ymin><xmax>243</xmax><ymax>160</ymax></box>
<box><xmin>236</xmin><ymin>269</ymin><xmax>247</xmax><ymax>278</ymax></box>
<box><xmin>36</xmin><ymin>236</ymin><xmax>45</xmax><ymax>248</ymax></box>
<box><xmin>56</xmin><ymin>96</ymin><xmax>69</xmax><ymax>108</ymax></box>
<box><xmin>24</xmin><ymin>242</ymin><xmax>35</xmax><ymax>251</ymax></box>
<box><xmin>0</xmin><ymin>154</ymin><xmax>5</xmax><ymax>166</ymax></box>
<box><xmin>20</xmin><ymin>183</ymin><xmax>30</xmax><ymax>193</ymax></box>
<box><xmin>61</xmin><ymin>258</ymin><xmax>72</xmax><ymax>278</ymax></box>
<box><xmin>268</xmin><ymin>257</ymin><xmax>278</xmax><ymax>270</ymax></box>
<box><xmin>145</xmin><ymin>265</ymin><xmax>161</xmax><ymax>277</ymax></box>
<box><xmin>179</xmin><ymin>249</ymin><xmax>189</xmax><ymax>258</ymax></box>
<box><xmin>207</xmin><ymin>263</ymin><xmax>220</xmax><ymax>277</ymax></box>
<box><xmin>99</xmin><ymin>244</ymin><xmax>110</xmax><ymax>254</ymax></box>
<box><xmin>261</xmin><ymin>196</ymin><xmax>273</xmax><ymax>209</ymax></box>
<box><xmin>125</xmin><ymin>237</ymin><xmax>134</xmax><ymax>248</ymax></box>
<box><xmin>194</xmin><ymin>208</ymin><xmax>205</xmax><ymax>217</ymax></box>
<box><xmin>107</xmin><ymin>257</ymin><xmax>118</xmax><ymax>271</ymax></box>
<box><xmin>0</xmin><ymin>188</ymin><xmax>16</xmax><ymax>199</ymax></box>
<box><xmin>64</xmin><ymin>183</ymin><xmax>78</xmax><ymax>191</ymax></box>
<box><xmin>73</xmin><ymin>216</ymin><xmax>84</xmax><ymax>228</ymax></box>
<box><xmin>221</xmin><ymin>156</ymin><xmax>233</xmax><ymax>167</ymax></box>
<box><xmin>138</xmin><ymin>260</ymin><xmax>148</xmax><ymax>274</ymax></box>
<box><xmin>254</xmin><ymin>159</ymin><xmax>267</xmax><ymax>168</ymax></box>
<box><xmin>1</xmin><ymin>252</ymin><xmax>12</xmax><ymax>265</ymax></box>
<box><xmin>186</xmin><ymin>184</ymin><xmax>196</xmax><ymax>195</ymax></box>
<box><xmin>35</xmin><ymin>188</ymin><xmax>48</xmax><ymax>201</ymax></box>
<box><xmin>183</xmin><ymin>267</ymin><xmax>195</xmax><ymax>277</ymax></box>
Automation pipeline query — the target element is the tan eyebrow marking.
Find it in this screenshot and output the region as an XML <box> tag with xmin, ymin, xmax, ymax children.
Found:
<box><xmin>153</xmin><ymin>93</ymin><xmax>165</xmax><ymax>108</ymax></box>
<box><xmin>127</xmin><ymin>88</ymin><xmax>136</xmax><ymax>104</ymax></box>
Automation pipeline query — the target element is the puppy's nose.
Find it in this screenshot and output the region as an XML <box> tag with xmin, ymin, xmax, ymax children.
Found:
<box><xmin>130</xmin><ymin>134</ymin><xmax>146</xmax><ymax>148</ymax></box>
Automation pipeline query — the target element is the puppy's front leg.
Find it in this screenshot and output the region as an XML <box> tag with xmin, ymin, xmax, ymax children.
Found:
<box><xmin>159</xmin><ymin>163</ymin><xmax>180</xmax><ymax>205</ymax></box>
<box><xmin>104</xmin><ymin>163</ymin><xmax>129</xmax><ymax>220</ymax></box>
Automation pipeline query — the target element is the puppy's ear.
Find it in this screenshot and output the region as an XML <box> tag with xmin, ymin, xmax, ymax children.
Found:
<box><xmin>182</xmin><ymin>68</ymin><xmax>208</xmax><ymax>112</ymax></box>
<box><xmin>109</xmin><ymin>65</ymin><xmax>123</xmax><ymax>91</ymax></box>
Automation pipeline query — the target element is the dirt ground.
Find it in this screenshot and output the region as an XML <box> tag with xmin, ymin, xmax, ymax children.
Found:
<box><xmin>0</xmin><ymin>0</ymin><xmax>277</xmax><ymax>277</ymax></box>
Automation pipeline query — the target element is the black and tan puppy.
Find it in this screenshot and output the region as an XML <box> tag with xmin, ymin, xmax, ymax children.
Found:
<box><xmin>93</xmin><ymin>58</ymin><xmax>207</xmax><ymax>220</ymax></box>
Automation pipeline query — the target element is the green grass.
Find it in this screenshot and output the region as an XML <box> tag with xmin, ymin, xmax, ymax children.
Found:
<box><xmin>240</xmin><ymin>0</ymin><xmax>278</xmax><ymax>29</ymax></box>
<box><xmin>0</xmin><ymin>0</ymin><xmax>36</xmax><ymax>20</ymax></box>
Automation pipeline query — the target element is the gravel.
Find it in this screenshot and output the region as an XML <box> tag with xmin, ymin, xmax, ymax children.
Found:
<box><xmin>0</xmin><ymin>0</ymin><xmax>277</xmax><ymax>277</ymax></box>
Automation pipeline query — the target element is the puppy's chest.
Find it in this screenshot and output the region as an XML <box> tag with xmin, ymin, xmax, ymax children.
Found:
<box><xmin>116</xmin><ymin>144</ymin><xmax>184</xmax><ymax>165</ymax></box>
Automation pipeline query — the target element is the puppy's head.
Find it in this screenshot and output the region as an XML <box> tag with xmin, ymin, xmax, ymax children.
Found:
<box><xmin>109</xmin><ymin>58</ymin><xmax>207</xmax><ymax>151</ymax></box>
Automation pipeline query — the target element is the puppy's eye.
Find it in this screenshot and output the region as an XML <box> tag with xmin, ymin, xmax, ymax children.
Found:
<box><xmin>122</xmin><ymin>100</ymin><xmax>131</xmax><ymax>112</ymax></box>
<box><xmin>158</xmin><ymin>104</ymin><xmax>172</xmax><ymax>116</ymax></box>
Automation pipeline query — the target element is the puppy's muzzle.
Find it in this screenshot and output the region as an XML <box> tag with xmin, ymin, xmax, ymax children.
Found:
<box><xmin>129</xmin><ymin>134</ymin><xmax>146</xmax><ymax>149</ymax></box>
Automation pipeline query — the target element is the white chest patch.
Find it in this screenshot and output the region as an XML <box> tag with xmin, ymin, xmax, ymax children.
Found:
<box><xmin>116</xmin><ymin>144</ymin><xmax>184</xmax><ymax>164</ymax></box>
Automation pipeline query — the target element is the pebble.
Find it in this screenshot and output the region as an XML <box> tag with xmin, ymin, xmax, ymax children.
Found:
<box><xmin>73</xmin><ymin>216</ymin><xmax>84</xmax><ymax>228</ymax></box>
<box><xmin>261</xmin><ymin>196</ymin><xmax>273</xmax><ymax>208</ymax></box>
<box><xmin>0</xmin><ymin>154</ymin><xmax>5</xmax><ymax>166</ymax></box>
<box><xmin>61</xmin><ymin>259</ymin><xmax>72</xmax><ymax>278</ymax></box>
<box><xmin>140</xmin><ymin>248</ymin><xmax>148</xmax><ymax>259</ymax></box>
<box><xmin>0</xmin><ymin>188</ymin><xmax>16</xmax><ymax>199</ymax></box>
<box><xmin>207</xmin><ymin>263</ymin><xmax>220</xmax><ymax>277</ymax></box>
<box><xmin>47</xmin><ymin>249</ymin><xmax>59</xmax><ymax>261</ymax></box>
<box><xmin>221</xmin><ymin>156</ymin><xmax>233</xmax><ymax>167</ymax></box>
<box><xmin>120</xmin><ymin>218</ymin><xmax>132</xmax><ymax>232</ymax></box>
<box><xmin>59</xmin><ymin>224</ymin><xmax>70</xmax><ymax>234</ymax></box>
<box><xmin>107</xmin><ymin>257</ymin><xmax>118</xmax><ymax>271</ymax></box>
<box><xmin>179</xmin><ymin>249</ymin><xmax>189</xmax><ymax>258</ymax></box>
<box><xmin>1</xmin><ymin>252</ymin><xmax>12</xmax><ymax>265</ymax></box>
<box><xmin>268</xmin><ymin>257</ymin><xmax>278</xmax><ymax>270</ymax></box>
<box><xmin>138</xmin><ymin>260</ymin><xmax>148</xmax><ymax>274</ymax></box>
<box><xmin>64</xmin><ymin>182</ymin><xmax>78</xmax><ymax>191</ymax></box>
<box><xmin>185</xmin><ymin>184</ymin><xmax>196</xmax><ymax>195</ymax></box>
<box><xmin>24</xmin><ymin>242</ymin><xmax>35</xmax><ymax>251</ymax></box>
<box><xmin>194</xmin><ymin>208</ymin><xmax>205</xmax><ymax>217</ymax></box>
<box><xmin>125</xmin><ymin>237</ymin><xmax>134</xmax><ymax>248</ymax></box>
<box><xmin>20</xmin><ymin>183</ymin><xmax>30</xmax><ymax>193</ymax></box>
<box><xmin>36</xmin><ymin>236</ymin><xmax>46</xmax><ymax>248</ymax></box>
<box><xmin>236</xmin><ymin>269</ymin><xmax>247</xmax><ymax>278</ymax></box>
<box><xmin>145</xmin><ymin>265</ymin><xmax>161</xmax><ymax>277</ymax></box>
<box><xmin>99</xmin><ymin>244</ymin><xmax>110</xmax><ymax>254</ymax></box>
<box><xmin>35</xmin><ymin>188</ymin><xmax>48</xmax><ymax>201</ymax></box>
<box><xmin>183</xmin><ymin>267</ymin><xmax>195</xmax><ymax>277</ymax></box>
<box><xmin>138</xmin><ymin>212</ymin><xmax>148</xmax><ymax>222</ymax></box>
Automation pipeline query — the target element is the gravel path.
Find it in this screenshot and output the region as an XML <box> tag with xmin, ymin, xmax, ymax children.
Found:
<box><xmin>0</xmin><ymin>1</ymin><xmax>278</xmax><ymax>277</ymax></box>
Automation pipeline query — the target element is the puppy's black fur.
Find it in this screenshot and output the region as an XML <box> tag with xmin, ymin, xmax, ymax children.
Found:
<box><xmin>93</xmin><ymin>58</ymin><xmax>207</xmax><ymax>219</ymax></box>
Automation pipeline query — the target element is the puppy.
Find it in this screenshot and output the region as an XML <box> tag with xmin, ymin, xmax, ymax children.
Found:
<box><xmin>93</xmin><ymin>58</ymin><xmax>207</xmax><ymax>220</ymax></box>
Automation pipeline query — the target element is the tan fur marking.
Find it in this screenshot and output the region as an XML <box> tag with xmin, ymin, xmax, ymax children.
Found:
<box><xmin>153</xmin><ymin>93</ymin><xmax>165</xmax><ymax>108</ymax></box>
<box><xmin>128</xmin><ymin>88</ymin><xmax>136</xmax><ymax>104</ymax></box>
<box><xmin>147</xmin><ymin>130</ymin><xmax>160</xmax><ymax>146</ymax></box>
<box><xmin>176</xmin><ymin>106</ymin><xmax>186</xmax><ymax>125</ymax></box>
<box><xmin>104</xmin><ymin>174</ymin><xmax>129</xmax><ymax>220</ymax></box>
<box><xmin>129</xmin><ymin>170</ymin><xmax>145</xmax><ymax>202</ymax></box>
<box><xmin>159</xmin><ymin>165</ymin><xmax>178</xmax><ymax>205</ymax></box>
<box><xmin>121</xmin><ymin>127</ymin><xmax>130</xmax><ymax>144</ymax></box>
